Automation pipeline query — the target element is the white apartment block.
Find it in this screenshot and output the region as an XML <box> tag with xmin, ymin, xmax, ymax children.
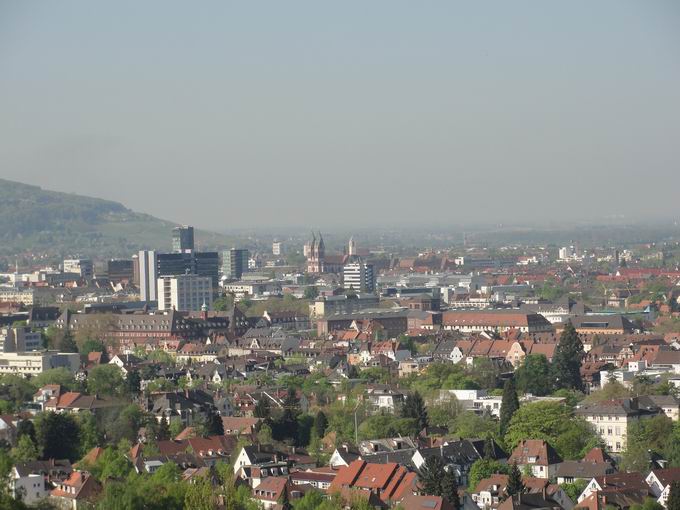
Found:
<box><xmin>0</xmin><ymin>351</ymin><xmax>80</xmax><ymax>376</ymax></box>
<box><xmin>343</xmin><ymin>261</ymin><xmax>375</xmax><ymax>292</ymax></box>
<box><xmin>157</xmin><ymin>274</ymin><xmax>213</xmax><ymax>312</ymax></box>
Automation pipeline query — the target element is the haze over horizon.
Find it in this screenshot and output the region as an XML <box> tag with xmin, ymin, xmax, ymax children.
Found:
<box><xmin>1</xmin><ymin>1</ymin><xmax>679</xmax><ymax>230</ymax></box>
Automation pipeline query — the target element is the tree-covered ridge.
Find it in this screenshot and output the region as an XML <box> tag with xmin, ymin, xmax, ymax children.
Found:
<box><xmin>0</xmin><ymin>178</ymin><xmax>227</xmax><ymax>259</ymax></box>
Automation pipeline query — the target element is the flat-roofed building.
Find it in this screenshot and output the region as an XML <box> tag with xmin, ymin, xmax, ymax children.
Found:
<box><xmin>157</xmin><ymin>274</ymin><xmax>213</xmax><ymax>312</ymax></box>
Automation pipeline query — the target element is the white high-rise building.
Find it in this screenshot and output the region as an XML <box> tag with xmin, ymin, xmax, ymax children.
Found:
<box><xmin>343</xmin><ymin>261</ymin><xmax>375</xmax><ymax>292</ymax></box>
<box><xmin>272</xmin><ymin>241</ymin><xmax>283</xmax><ymax>256</ymax></box>
<box><xmin>138</xmin><ymin>250</ymin><xmax>158</xmax><ymax>302</ymax></box>
<box><xmin>157</xmin><ymin>274</ymin><xmax>213</xmax><ymax>312</ymax></box>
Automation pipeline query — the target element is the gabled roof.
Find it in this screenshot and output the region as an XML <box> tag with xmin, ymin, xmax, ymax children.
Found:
<box><xmin>509</xmin><ymin>440</ymin><xmax>562</xmax><ymax>466</ymax></box>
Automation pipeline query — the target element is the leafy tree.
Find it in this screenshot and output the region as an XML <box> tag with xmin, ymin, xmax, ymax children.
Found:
<box><xmin>449</xmin><ymin>411</ymin><xmax>498</xmax><ymax>439</ymax></box>
<box><xmin>30</xmin><ymin>368</ymin><xmax>76</xmax><ymax>391</ymax></box>
<box><xmin>515</xmin><ymin>355</ymin><xmax>552</xmax><ymax>396</ymax></box>
<box><xmin>11</xmin><ymin>434</ymin><xmax>40</xmax><ymax>463</ymax></box>
<box><xmin>506</xmin><ymin>463</ymin><xmax>525</xmax><ymax>498</ymax></box>
<box><xmin>91</xmin><ymin>441</ymin><xmax>133</xmax><ymax>481</ymax></box>
<box><xmin>552</xmin><ymin>322</ymin><xmax>584</xmax><ymax>391</ymax></box>
<box><xmin>468</xmin><ymin>459</ymin><xmax>508</xmax><ymax>491</ymax></box>
<box><xmin>205</xmin><ymin>409</ymin><xmax>224</xmax><ymax>436</ymax></box>
<box><xmin>303</xmin><ymin>286</ymin><xmax>318</xmax><ymax>300</ymax></box>
<box><xmin>504</xmin><ymin>401</ymin><xmax>598</xmax><ymax>459</ymax></box>
<box><xmin>254</xmin><ymin>397</ymin><xmax>271</xmax><ymax>419</ymax></box>
<box><xmin>441</xmin><ymin>469</ymin><xmax>460</xmax><ymax>509</ymax></box>
<box><xmin>87</xmin><ymin>364</ymin><xmax>125</xmax><ymax>396</ymax></box>
<box><xmin>80</xmin><ymin>339</ymin><xmax>106</xmax><ymax>357</ymax></box>
<box><xmin>314</xmin><ymin>410</ymin><xmax>329</xmax><ymax>438</ymax></box>
<box><xmin>16</xmin><ymin>420</ymin><xmax>36</xmax><ymax>443</ymax></box>
<box><xmin>669</xmin><ymin>481</ymin><xmax>680</xmax><ymax>510</ymax></box>
<box><xmin>296</xmin><ymin>414</ymin><xmax>314</xmax><ymax>447</ymax></box>
<box><xmin>77</xmin><ymin>412</ymin><xmax>101</xmax><ymax>456</ymax></box>
<box><xmin>0</xmin><ymin>375</ymin><xmax>36</xmax><ymax>412</ymax></box>
<box><xmin>401</xmin><ymin>391</ymin><xmax>429</xmax><ymax>431</ymax></box>
<box><xmin>126</xmin><ymin>370</ymin><xmax>141</xmax><ymax>394</ymax></box>
<box><xmin>183</xmin><ymin>474</ymin><xmax>214</xmax><ymax>510</ymax></box>
<box><xmin>561</xmin><ymin>480</ymin><xmax>588</xmax><ymax>503</ymax></box>
<box><xmin>499</xmin><ymin>378</ymin><xmax>520</xmax><ymax>437</ymax></box>
<box><xmin>419</xmin><ymin>455</ymin><xmax>445</xmax><ymax>496</ymax></box>
<box><xmin>60</xmin><ymin>332</ymin><xmax>79</xmax><ymax>353</ymax></box>
<box><xmin>428</xmin><ymin>398</ymin><xmax>462</xmax><ymax>428</ymax></box>
<box><xmin>35</xmin><ymin>412</ymin><xmax>81</xmax><ymax>461</ymax></box>
<box><xmin>629</xmin><ymin>498</ymin><xmax>664</xmax><ymax>510</ymax></box>
<box><xmin>257</xmin><ymin>423</ymin><xmax>273</xmax><ymax>445</ymax></box>
<box><xmin>104</xmin><ymin>404</ymin><xmax>143</xmax><ymax>443</ymax></box>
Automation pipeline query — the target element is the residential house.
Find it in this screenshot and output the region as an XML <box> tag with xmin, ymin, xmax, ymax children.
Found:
<box><xmin>646</xmin><ymin>467</ymin><xmax>680</xmax><ymax>508</ymax></box>
<box><xmin>49</xmin><ymin>471</ymin><xmax>100</xmax><ymax>510</ymax></box>
<box><xmin>508</xmin><ymin>440</ymin><xmax>562</xmax><ymax>479</ymax></box>
<box><xmin>575</xmin><ymin>398</ymin><xmax>661</xmax><ymax>453</ymax></box>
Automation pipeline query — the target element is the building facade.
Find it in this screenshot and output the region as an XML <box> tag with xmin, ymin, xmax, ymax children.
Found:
<box><xmin>172</xmin><ymin>225</ymin><xmax>195</xmax><ymax>253</ymax></box>
<box><xmin>222</xmin><ymin>249</ymin><xmax>249</xmax><ymax>280</ymax></box>
<box><xmin>343</xmin><ymin>260</ymin><xmax>375</xmax><ymax>292</ymax></box>
<box><xmin>157</xmin><ymin>274</ymin><xmax>213</xmax><ymax>312</ymax></box>
<box><xmin>138</xmin><ymin>250</ymin><xmax>158</xmax><ymax>302</ymax></box>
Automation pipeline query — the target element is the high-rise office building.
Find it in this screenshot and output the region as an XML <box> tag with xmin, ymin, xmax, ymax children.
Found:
<box><xmin>157</xmin><ymin>274</ymin><xmax>213</xmax><ymax>312</ymax></box>
<box><xmin>222</xmin><ymin>249</ymin><xmax>249</xmax><ymax>280</ymax></box>
<box><xmin>343</xmin><ymin>260</ymin><xmax>375</xmax><ymax>292</ymax></box>
<box><xmin>272</xmin><ymin>241</ymin><xmax>284</xmax><ymax>256</ymax></box>
<box><xmin>157</xmin><ymin>251</ymin><xmax>219</xmax><ymax>289</ymax></box>
<box><xmin>138</xmin><ymin>250</ymin><xmax>158</xmax><ymax>302</ymax></box>
<box><xmin>172</xmin><ymin>226</ymin><xmax>195</xmax><ymax>253</ymax></box>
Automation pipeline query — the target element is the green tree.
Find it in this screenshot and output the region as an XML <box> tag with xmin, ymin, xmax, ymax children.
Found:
<box><xmin>314</xmin><ymin>410</ymin><xmax>329</xmax><ymax>438</ymax></box>
<box><xmin>183</xmin><ymin>474</ymin><xmax>214</xmax><ymax>510</ymax></box>
<box><xmin>59</xmin><ymin>331</ymin><xmax>79</xmax><ymax>353</ymax></box>
<box><xmin>253</xmin><ymin>397</ymin><xmax>270</xmax><ymax>419</ymax></box>
<box><xmin>35</xmin><ymin>412</ymin><xmax>81</xmax><ymax>461</ymax></box>
<box><xmin>31</xmin><ymin>368</ymin><xmax>76</xmax><ymax>391</ymax></box>
<box><xmin>552</xmin><ymin>322</ymin><xmax>584</xmax><ymax>391</ymax></box>
<box><xmin>441</xmin><ymin>469</ymin><xmax>460</xmax><ymax>509</ymax></box>
<box><xmin>468</xmin><ymin>459</ymin><xmax>509</xmax><ymax>491</ymax></box>
<box><xmin>504</xmin><ymin>401</ymin><xmax>598</xmax><ymax>460</ymax></box>
<box><xmin>419</xmin><ymin>455</ymin><xmax>445</xmax><ymax>496</ymax></box>
<box><xmin>11</xmin><ymin>434</ymin><xmax>40</xmax><ymax>463</ymax></box>
<box><xmin>402</xmin><ymin>391</ymin><xmax>429</xmax><ymax>431</ymax></box>
<box><xmin>77</xmin><ymin>411</ymin><xmax>101</xmax><ymax>456</ymax></box>
<box><xmin>499</xmin><ymin>378</ymin><xmax>520</xmax><ymax>437</ymax></box>
<box><xmin>561</xmin><ymin>480</ymin><xmax>588</xmax><ymax>503</ymax></box>
<box><xmin>515</xmin><ymin>355</ymin><xmax>552</xmax><ymax>396</ymax></box>
<box><xmin>87</xmin><ymin>364</ymin><xmax>125</xmax><ymax>396</ymax></box>
<box><xmin>449</xmin><ymin>412</ymin><xmax>498</xmax><ymax>439</ymax></box>
<box><xmin>257</xmin><ymin>423</ymin><xmax>273</xmax><ymax>445</ymax></box>
<box><xmin>668</xmin><ymin>481</ymin><xmax>680</xmax><ymax>510</ymax></box>
<box><xmin>506</xmin><ymin>463</ymin><xmax>524</xmax><ymax>498</ymax></box>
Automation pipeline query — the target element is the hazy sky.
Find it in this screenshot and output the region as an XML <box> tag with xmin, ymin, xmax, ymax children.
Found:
<box><xmin>1</xmin><ymin>1</ymin><xmax>679</xmax><ymax>230</ymax></box>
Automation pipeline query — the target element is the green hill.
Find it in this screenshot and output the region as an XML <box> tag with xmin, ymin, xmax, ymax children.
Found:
<box><xmin>0</xmin><ymin>178</ymin><xmax>229</xmax><ymax>261</ymax></box>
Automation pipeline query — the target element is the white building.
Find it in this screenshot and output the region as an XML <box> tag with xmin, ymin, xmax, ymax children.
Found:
<box><xmin>0</xmin><ymin>351</ymin><xmax>80</xmax><ymax>376</ymax></box>
<box><xmin>0</xmin><ymin>327</ymin><xmax>42</xmax><ymax>353</ymax></box>
<box><xmin>343</xmin><ymin>261</ymin><xmax>375</xmax><ymax>292</ymax></box>
<box><xmin>157</xmin><ymin>274</ymin><xmax>213</xmax><ymax>312</ymax></box>
<box><xmin>9</xmin><ymin>466</ymin><xmax>48</xmax><ymax>505</ymax></box>
<box><xmin>272</xmin><ymin>241</ymin><xmax>283</xmax><ymax>256</ymax></box>
<box><xmin>62</xmin><ymin>259</ymin><xmax>93</xmax><ymax>280</ymax></box>
<box><xmin>138</xmin><ymin>250</ymin><xmax>158</xmax><ymax>302</ymax></box>
<box><xmin>0</xmin><ymin>286</ymin><xmax>35</xmax><ymax>305</ymax></box>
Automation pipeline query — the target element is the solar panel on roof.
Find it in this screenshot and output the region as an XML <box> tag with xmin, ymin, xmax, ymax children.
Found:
<box><xmin>423</xmin><ymin>501</ymin><xmax>437</xmax><ymax>508</ymax></box>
